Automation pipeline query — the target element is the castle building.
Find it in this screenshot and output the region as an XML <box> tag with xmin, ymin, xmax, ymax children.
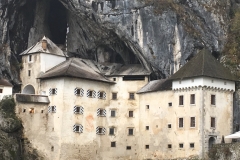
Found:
<box><xmin>0</xmin><ymin>78</ymin><xmax>13</xmax><ymax>100</ymax></box>
<box><xmin>15</xmin><ymin>37</ymin><xmax>236</xmax><ymax>159</ymax></box>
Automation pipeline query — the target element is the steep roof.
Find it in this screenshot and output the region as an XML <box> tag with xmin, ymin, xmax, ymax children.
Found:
<box><xmin>169</xmin><ymin>49</ymin><xmax>237</xmax><ymax>81</ymax></box>
<box><xmin>105</xmin><ymin>64</ymin><xmax>151</xmax><ymax>76</ymax></box>
<box><xmin>137</xmin><ymin>79</ymin><xmax>172</xmax><ymax>94</ymax></box>
<box><xmin>20</xmin><ymin>36</ymin><xmax>66</xmax><ymax>57</ymax></box>
<box><xmin>0</xmin><ymin>79</ymin><xmax>13</xmax><ymax>87</ymax></box>
<box><xmin>38</xmin><ymin>58</ymin><xmax>114</xmax><ymax>83</ymax></box>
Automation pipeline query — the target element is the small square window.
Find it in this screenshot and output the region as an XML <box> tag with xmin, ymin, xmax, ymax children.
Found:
<box><xmin>145</xmin><ymin>145</ymin><xmax>149</xmax><ymax>149</ymax></box>
<box><xmin>146</xmin><ymin>126</ymin><xmax>149</xmax><ymax>130</ymax></box>
<box><xmin>129</xmin><ymin>93</ymin><xmax>135</xmax><ymax>100</ymax></box>
<box><xmin>168</xmin><ymin>124</ymin><xmax>172</xmax><ymax>128</ymax></box>
<box><xmin>96</xmin><ymin>127</ymin><xmax>106</xmax><ymax>135</ymax></box>
<box><xmin>113</xmin><ymin>78</ymin><xmax>116</xmax><ymax>81</ymax></box>
<box><xmin>126</xmin><ymin>146</ymin><xmax>131</xmax><ymax>150</ymax></box>
<box><xmin>0</xmin><ymin>89</ymin><xmax>3</xmax><ymax>93</ymax></box>
<box><xmin>168</xmin><ymin>103</ymin><xmax>172</xmax><ymax>107</ymax></box>
<box><xmin>128</xmin><ymin>128</ymin><xmax>134</xmax><ymax>135</ymax></box>
<box><xmin>129</xmin><ymin>111</ymin><xmax>134</xmax><ymax>117</ymax></box>
<box><xmin>190</xmin><ymin>143</ymin><xmax>194</xmax><ymax>148</ymax></box>
<box><xmin>190</xmin><ymin>117</ymin><xmax>195</xmax><ymax>128</ymax></box>
<box><xmin>211</xmin><ymin>117</ymin><xmax>216</xmax><ymax>128</ymax></box>
<box><xmin>179</xmin><ymin>118</ymin><xmax>184</xmax><ymax>128</ymax></box>
<box><xmin>29</xmin><ymin>108</ymin><xmax>34</xmax><ymax>114</ymax></box>
<box><xmin>98</xmin><ymin>91</ymin><xmax>105</xmax><ymax>99</ymax></box>
<box><xmin>168</xmin><ymin>144</ymin><xmax>172</xmax><ymax>149</ymax></box>
<box><xmin>146</xmin><ymin>105</ymin><xmax>149</xmax><ymax>109</ymax></box>
<box><xmin>179</xmin><ymin>143</ymin><xmax>184</xmax><ymax>148</ymax></box>
<box><xmin>111</xmin><ymin>142</ymin><xmax>116</xmax><ymax>147</ymax></box>
<box><xmin>98</xmin><ymin>108</ymin><xmax>106</xmax><ymax>117</ymax></box>
<box><xmin>179</xmin><ymin>95</ymin><xmax>184</xmax><ymax>105</ymax></box>
<box><xmin>109</xmin><ymin>127</ymin><xmax>115</xmax><ymax>135</ymax></box>
<box><xmin>23</xmin><ymin>109</ymin><xmax>26</xmax><ymax>113</ymax></box>
<box><xmin>112</xmin><ymin>93</ymin><xmax>117</xmax><ymax>100</ymax></box>
<box><xmin>41</xmin><ymin>110</ymin><xmax>44</xmax><ymax>113</ymax></box>
<box><xmin>28</xmin><ymin>70</ymin><xmax>31</xmax><ymax>76</ymax></box>
<box><xmin>190</xmin><ymin>94</ymin><xmax>195</xmax><ymax>104</ymax></box>
<box><xmin>111</xmin><ymin>110</ymin><xmax>116</xmax><ymax>117</ymax></box>
<box><xmin>74</xmin><ymin>106</ymin><xmax>84</xmax><ymax>114</ymax></box>
<box><xmin>73</xmin><ymin>124</ymin><xmax>83</xmax><ymax>133</ymax></box>
<box><xmin>50</xmin><ymin>88</ymin><xmax>57</xmax><ymax>95</ymax></box>
<box><xmin>211</xmin><ymin>95</ymin><xmax>216</xmax><ymax>105</ymax></box>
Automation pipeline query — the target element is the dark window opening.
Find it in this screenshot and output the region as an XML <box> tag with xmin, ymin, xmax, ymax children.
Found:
<box><xmin>145</xmin><ymin>145</ymin><xmax>149</xmax><ymax>149</ymax></box>
<box><xmin>126</xmin><ymin>146</ymin><xmax>131</xmax><ymax>150</ymax></box>
<box><xmin>179</xmin><ymin>143</ymin><xmax>184</xmax><ymax>148</ymax></box>
<box><xmin>51</xmin><ymin>146</ymin><xmax>54</xmax><ymax>151</ymax></box>
<box><xmin>146</xmin><ymin>126</ymin><xmax>149</xmax><ymax>130</ymax></box>
<box><xmin>211</xmin><ymin>117</ymin><xmax>216</xmax><ymax>128</ymax></box>
<box><xmin>111</xmin><ymin>110</ymin><xmax>116</xmax><ymax>117</ymax></box>
<box><xmin>113</xmin><ymin>78</ymin><xmax>116</xmax><ymax>81</ymax></box>
<box><xmin>190</xmin><ymin>143</ymin><xmax>194</xmax><ymax>148</ymax></box>
<box><xmin>211</xmin><ymin>95</ymin><xmax>216</xmax><ymax>105</ymax></box>
<box><xmin>109</xmin><ymin>128</ymin><xmax>115</xmax><ymax>135</ymax></box>
<box><xmin>128</xmin><ymin>128</ymin><xmax>134</xmax><ymax>135</ymax></box>
<box><xmin>179</xmin><ymin>118</ymin><xmax>183</xmax><ymax>128</ymax></box>
<box><xmin>28</xmin><ymin>70</ymin><xmax>31</xmax><ymax>76</ymax></box>
<box><xmin>168</xmin><ymin>144</ymin><xmax>172</xmax><ymax>149</ymax></box>
<box><xmin>123</xmin><ymin>76</ymin><xmax>145</xmax><ymax>81</ymax></box>
<box><xmin>168</xmin><ymin>124</ymin><xmax>172</xmax><ymax>128</ymax></box>
<box><xmin>112</xmin><ymin>93</ymin><xmax>117</xmax><ymax>100</ymax></box>
<box><xmin>41</xmin><ymin>110</ymin><xmax>44</xmax><ymax>113</ymax></box>
<box><xmin>48</xmin><ymin>0</ymin><xmax>67</xmax><ymax>44</ymax></box>
<box><xmin>51</xmin><ymin>88</ymin><xmax>57</xmax><ymax>95</ymax></box>
<box><xmin>190</xmin><ymin>117</ymin><xmax>195</xmax><ymax>127</ymax></box>
<box><xmin>190</xmin><ymin>94</ymin><xmax>195</xmax><ymax>104</ymax></box>
<box><xmin>29</xmin><ymin>55</ymin><xmax>32</xmax><ymax>62</ymax></box>
<box><xmin>0</xmin><ymin>89</ymin><xmax>2</xmax><ymax>93</ymax></box>
<box><xmin>129</xmin><ymin>93</ymin><xmax>135</xmax><ymax>100</ymax></box>
<box><xmin>146</xmin><ymin>105</ymin><xmax>149</xmax><ymax>109</ymax></box>
<box><xmin>23</xmin><ymin>109</ymin><xmax>26</xmax><ymax>113</ymax></box>
<box><xmin>89</xmin><ymin>90</ymin><xmax>93</xmax><ymax>97</ymax></box>
<box><xmin>111</xmin><ymin>142</ymin><xmax>116</xmax><ymax>147</ymax></box>
<box><xmin>168</xmin><ymin>103</ymin><xmax>172</xmax><ymax>107</ymax></box>
<box><xmin>129</xmin><ymin>111</ymin><xmax>134</xmax><ymax>117</ymax></box>
<box><xmin>29</xmin><ymin>108</ymin><xmax>34</xmax><ymax>114</ymax></box>
<box><xmin>179</xmin><ymin>95</ymin><xmax>184</xmax><ymax>105</ymax></box>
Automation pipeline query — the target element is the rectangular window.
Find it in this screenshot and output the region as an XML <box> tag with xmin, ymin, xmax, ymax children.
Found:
<box><xmin>109</xmin><ymin>127</ymin><xmax>115</xmax><ymax>135</ymax></box>
<box><xmin>29</xmin><ymin>108</ymin><xmax>34</xmax><ymax>113</ymax></box>
<box><xmin>113</xmin><ymin>78</ymin><xmax>116</xmax><ymax>81</ymax></box>
<box><xmin>179</xmin><ymin>95</ymin><xmax>184</xmax><ymax>105</ymax></box>
<box><xmin>28</xmin><ymin>55</ymin><xmax>32</xmax><ymax>62</ymax></box>
<box><xmin>50</xmin><ymin>88</ymin><xmax>57</xmax><ymax>95</ymax></box>
<box><xmin>129</xmin><ymin>93</ymin><xmax>135</xmax><ymax>100</ymax></box>
<box><xmin>96</xmin><ymin>127</ymin><xmax>106</xmax><ymax>135</ymax></box>
<box><xmin>28</xmin><ymin>70</ymin><xmax>31</xmax><ymax>76</ymax></box>
<box><xmin>190</xmin><ymin>143</ymin><xmax>194</xmax><ymax>148</ymax></box>
<box><xmin>112</xmin><ymin>93</ymin><xmax>117</xmax><ymax>100</ymax></box>
<box><xmin>211</xmin><ymin>95</ymin><xmax>216</xmax><ymax>105</ymax></box>
<box><xmin>179</xmin><ymin>118</ymin><xmax>184</xmax><ymax>128</ymax></box>
<box><xmin>190</xmin><ymin>94</ymin><xmax>195</xmax><ymax>104</ymax></box>
<box><xmin>168</xmin><ymin>103</ymin><xmax>172</xmax><ymax>107</ymax></box>
<box><xmin>110</xmin><ymin>110</ymin><xmax>116</xmax><ymax>117</ymax></box>
<box><xmin>111</xmin><ymin>142</ymin><xmax>116</xmax><ymax>147</ymax></box>
<box><xmin>73</xmin><ymin>124</ymin><xmax>83</xmax><ymax>133</ymax></box>
<box><xmin>126</xmin><ymin>146</ymin><xmax>131</xmax><ymax>150</ymax></box>
<box><xmin>74</xmin><ymin>88</ymin><xmax>84</xmax><ymax>96</ymax></box>
<box><xmin>145</xmin><ymin>145</ymin><xmax>149</xmax><ymax>149</ymax></box>
<box><xmin>128</xmin><ymin>128</ymin><xmax>134</xmax><ymax>135</ymax></box>
<box><xmin>146</xmin><ymin>126</ymin><xmax>149</xmax><ymax>130</ymax></box>
<box><xmin>179</xmin><ymin>143</ymin><xmax>184</xmax><ymax>148</ymax></box>
<box><xmin>211</xmin><ymin>117</ymin><xmax>216</xmax><ymax>128</ymax></box>
<box><xmin>73</xmin><ymin>106</ymin><xmax>84</xmax><ymax>114</ymax></box>
<box><xmin>98</xmin><ymin>91</ymin><xmax>106</xmax><ymax>99</ymax></box>
<box><xmin>190</xmin><ymin>117</ymin><xmax>195</xmax><ymax>128</ymax></box>
<box><xmin>168</xmin><ymin>124</ymin><xmax>172</xmax><ymax>128</ymax></box>
<box><xmin>0</xmin><ymin>89</ymin><xmax>2</xmax><ymax>93</ymax></box>
<box><xmin>168</xmin><ymin>144</ymin><xmax>172</xmax><ymax>149</ymax></box>
<box><xmin>146</xmin><ymin>105</ymin><xmax>149</xmax><ymax>109</ymax></box>
<box><xmin>97</xmin><ymin>108</ymin><xmax>106</xmax><ymax>117</ymax></box>
<box><xmin>23</xmin><ymin>109</ymin><xmax>26</xmax><ymax>113</ymax></box>
<box><xmin>48</xmin><ymin>106</ymin><xmax>56</xmax><ymax>113</ymax></box>
<box><xmin>129</xmin><ymin>111</ymin><xmax>134</xmax><ymax>117</ymax></box>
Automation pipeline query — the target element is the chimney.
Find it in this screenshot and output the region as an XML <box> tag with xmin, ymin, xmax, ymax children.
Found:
<box><xmin>42</xmin><ymin>36</ymin><xmax>47</xmax><ymax>50</ymax></box>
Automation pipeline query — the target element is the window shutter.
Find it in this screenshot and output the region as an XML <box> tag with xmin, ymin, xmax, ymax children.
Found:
<box><xmin>103</xmin><ymin>109</ymin><xmax>106</xmax><ymax>116</ymax></box>
<box><xmin>97</xmin><ymin>91</ymin><xmax>100</xmax><ymax>98</ymax></box>
<box><xmin>55</xmin><ymin>88</ymin><xmax>57</xmax><ymax>95</ymax></box>
<box><xmin>53</xmin><ymin>106</ymin><xmax>56</xmax><ymax>113</ymax></box>
<box><xmin>49</xmin><ymin>88</ymin><xmax>52</xmax><ymax>95</ymax></box>
<box><xmin>80</xmin><ymin>89</ymin><xmax>84</xmax><ymax>97</ymax></box>
<box><xmin>96</xmin><ymin>127</ymin><xmax>99</xmax><ymax>134</ymax></box>
<box><xmin>48</xmin><ymin>106</ymin><xmax>51</xmax><ymax>113</ymax></box>
<box><xmin>87</xmin><ymin>90</ymin><xmax>90</xmax><ymax>97</ymax></box>
<box><xmin>92</xmin><ymin>90</ymin><xmax>96</xmax><ymax>98</ymax></box>
<box><xmin>103</xmin><ymin>92</ymin><xmax>106</xmax><ymax>99</ymax></box>
<box><xmin>74</xmin><ymin>88</ymin><xmax>78</xmax><ymax>95</ymax></box>
<box><xmin>97</xmin><ymin>108</ymin><xmax>100</xmax><ymax>116</ymax></box>
<box><xmin>102</xmin><ymin>128</ymin><xmax>106</xmax><ymax>134</ymax></box>
<box><xmin>73</xmin><ymin>106</ymin><xmax>77</xmax><ymax>113</ymax></box>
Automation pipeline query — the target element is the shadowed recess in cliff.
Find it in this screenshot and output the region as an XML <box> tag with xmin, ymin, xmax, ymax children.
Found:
<box><xmin>48</xmin><ymin>0</ymin><xmax>67</xmax><ymax>44</ymax></box>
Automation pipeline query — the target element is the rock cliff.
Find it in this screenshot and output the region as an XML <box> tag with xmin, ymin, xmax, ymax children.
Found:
<box><xmin>0</xmin><ymin>0</ymin><xmax>239</xmax><ymax>83</ymax></box>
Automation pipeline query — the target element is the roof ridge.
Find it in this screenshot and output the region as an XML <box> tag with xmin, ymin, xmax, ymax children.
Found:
<box><xmin>65</xmin><ymin>59</ymin><xmax>74</xmax><ymax>75</ymax></box>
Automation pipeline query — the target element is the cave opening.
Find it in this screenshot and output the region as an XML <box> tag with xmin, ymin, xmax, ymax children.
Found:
<box><xmin>48</xmin><ymin>0</ymin><xmax>67</xmax><ymax>44</ymax></box>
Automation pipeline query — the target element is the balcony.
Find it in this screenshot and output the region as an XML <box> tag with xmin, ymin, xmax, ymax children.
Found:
<box><xmin>15</xmin><ymin>94</ymin><xmax>50</xmax><ymax>104</ymax></box>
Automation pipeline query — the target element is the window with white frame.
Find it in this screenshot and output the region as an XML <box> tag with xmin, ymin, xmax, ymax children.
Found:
<box><xmin>87</xmin><ymin>90</ymin><xmax>96</xmax><ymax>98</ymax></box>
<box><xmin>49</xmin><ymin>88</ymin><xmax>57</xmax><ymax>95</ymax></box>
<box><xmin>96</xmin><ymin>127</ymin><xmax>106</xmax><ymax>135</ymax></box>
<box><xmin>74</xmin><ymin>88</ymin><xmax>84</xmax><ymax>96</ymax></box>
<box><xmin>48</xmin><ymin>106</ymin><xmax>56</xmax><ymax>113</ymax></box>
<box><xmin>73</xmin><ymin>124</ymin><xmax>83</xmax><ymax>133</ymax></box>
<box><xmin>190</xmin><ymin>117</ymin><xmax>195</xmax><ymax>127</ymax></box>
<box><xmin>73</xmin><ymin>106</ymin><xmax>84</xmax><ymax>114</ymax></box>
<box><xmin>179</xmin><ymin>118</ymin><xmax>184</xmax><ymax>128</ymax></box>
<box><xmin>97</xmin><ymin>108</ymin><xmax>106</xmax><ymax>117</ymax></box>
<box><xmin>109</xmin><ymin>127</ymin><xmax>115</xmax><ymax>135</ymax></box>
<box><xmin>97</xmin><ymin>91</ymin><xmax>106</xmax><ymax>99</ymax></box>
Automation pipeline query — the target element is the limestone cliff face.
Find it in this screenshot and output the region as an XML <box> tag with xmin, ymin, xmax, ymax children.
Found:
<box><xmin>0</xmin><ymin>0</ymin><xmax>237</xmax><ymax>83</ymax></box>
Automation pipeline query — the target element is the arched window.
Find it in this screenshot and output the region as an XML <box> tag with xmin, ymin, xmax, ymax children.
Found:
<box><xmin>22</xmin><ymin>85</ymin><xmax>35</xmax><ymax>94</ymax></box>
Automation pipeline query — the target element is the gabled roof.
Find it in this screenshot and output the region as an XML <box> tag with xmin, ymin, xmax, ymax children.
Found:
<box><xmin>169</xmin><ymin>49</ymin><xmax>237</xmax><ymax>81</ymax></box>
<box><xmin>20</xmin><ymin>36</ymin><xmax>66</xmax><ymax>57</ymax></box>
<box><xmin>38</xmin><ymin>58</ymin><xmax>114</xmax><ymax>83</ymax></box>
<box><xmin>0</xmin><ymin>79</ymin><xmax>13</xmax><ymax>87</ymax></box>
<box><xmin>104</xmin><ymin>64</ymin><xmax>151</xmax><ymax>76</ymax></box>
<box><xmin>137</xmin><ymin>79</ymin><xmax>172</xmax><ymax>94</ymax></box>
